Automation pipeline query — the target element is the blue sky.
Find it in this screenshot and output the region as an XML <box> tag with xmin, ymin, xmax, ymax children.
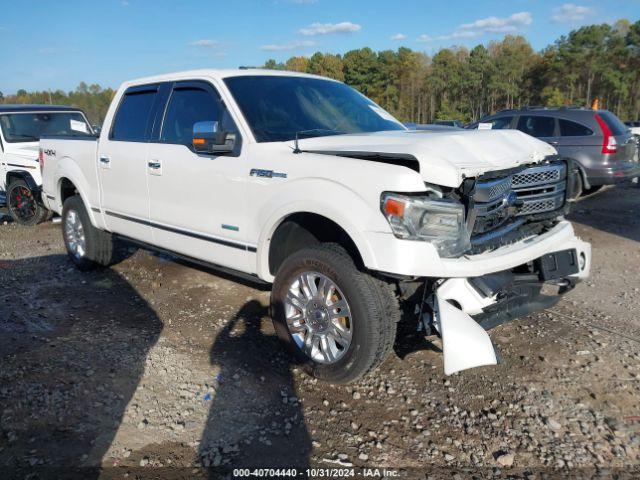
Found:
<box><xmin>0</xmin><ymin>0</ymin><xmax>637</xmax><ymax>94</ymax></box>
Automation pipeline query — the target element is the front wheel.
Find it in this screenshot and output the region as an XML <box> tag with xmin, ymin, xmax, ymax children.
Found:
<box><xmin>271</xmin><ymin>244</ymin><xmax>399</xmax><ymax>384</ymax></box>
<box><xmin>7</xmin><ymin>179</ymin><xmax>50</xmax><ymax>226</ymax></box>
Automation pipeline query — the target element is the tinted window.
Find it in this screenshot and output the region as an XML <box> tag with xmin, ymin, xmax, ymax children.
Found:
<box><xmin>225</xmin><ymin>76</ymin><xmax>405</xmax><ymax>142</ymax></box>
<box><xmin>559</xmin><ymin>119</ymin><xmax>593</xmax><ymax>137</ymax></box>
<box><xmin>0</xmin><ymin>112</ymin><xmax>92</xmax><ymax>143</ymax></box>
<box><xmin>517</xmin><ymin>116</ymin><xmax>555</xmax><ymax>138</ymax></box>
<box><xmin>597</xmin><ymin>111</ymin><xmax>627</xmax><ymax>136</ymax></box>
<box><xmin>161</xmin><ymin>87</ymin><xmax>221</xmax><ymax>145</ymax></box>
<box><xmin>111</xmin><ymin>89</ymin><xmax>157</xmax><ymax>141</ymax></box>
<box><xmin>489</xmin><ymin>116</ymin><xmax>513</xmax><ymax>130</ymax></box>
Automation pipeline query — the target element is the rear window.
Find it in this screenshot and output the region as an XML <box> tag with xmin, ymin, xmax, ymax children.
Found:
<box><xmin>559</xmin><ymin>119</ymin><xmax>593</xmax><ymax>137</ymax></box>
<box><xmin>597</xmin><ymin>111</ymin><xmax>627</xmax><ymax>136</ymax></box>
<box><xmin>111</xmin><ymin>88</ymin><xmax>158</xmax><ymax>141</ymax></box>
<box><xmin>0</xmin><ymin>112</ymin><xmax>92</xmax><ymax>143</ymax></box>
<box><xmin>517</xmin><ymin>115</ymin><xmax>555</xmax><ymax>138</ymax></box>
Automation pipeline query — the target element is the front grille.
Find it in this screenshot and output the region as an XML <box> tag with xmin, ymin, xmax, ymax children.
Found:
<box><xmin>512</xmin><ymin>165</ymin><xmax>563</xmax><ymax>188</ymax></box>
<box><xmin>470</xmin><ymin>160</ymin><xmax>568</xmax><ymax>248</ymax></box>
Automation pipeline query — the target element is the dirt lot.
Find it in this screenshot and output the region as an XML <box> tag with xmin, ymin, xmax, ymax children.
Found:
<box><xmin>1</xmin><ymin>184</ymin><xmax>639</xmax><ymax>479</ymax></box>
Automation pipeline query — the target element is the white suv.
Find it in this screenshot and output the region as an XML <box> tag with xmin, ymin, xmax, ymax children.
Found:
<box><xmin>0</xmin><ymin>105</ymin><xmax>93</xmax><ymax>225</ymax></box>
<box><xmin>40</xmin><ymin>69</ymin><xmax>591</xmax><ymax>383</ymax></box>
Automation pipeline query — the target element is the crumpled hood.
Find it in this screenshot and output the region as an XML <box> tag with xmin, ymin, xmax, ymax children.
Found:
<box><xmin>295</xmin><ymin>129</ymin><xmax>557</xmax><ymax>187</ymax></box>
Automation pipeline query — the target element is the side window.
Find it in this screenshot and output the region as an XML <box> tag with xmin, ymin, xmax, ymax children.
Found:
<box><xmin>517</xmin><ymin>115</ymin><xmax>555</xmax><ymax>138</ymax></box>
<box><xmin>111</xmin><ymin>89</ymin><xmax>158</xmax><ymax>141</ymax></box>
<box><xmin>490</xmin><ymin>116</ymin><xmax>514</xmax><ymax>130</ymax></box>
<box><xmin>161</xmin><ymin>87</ymin><xmax>221</xmax><ymax>146</ymax></box>
<box><xmin>559</xmin><ymin>119</ymin><xmax>593</xmax><ymax>137</ymax></box>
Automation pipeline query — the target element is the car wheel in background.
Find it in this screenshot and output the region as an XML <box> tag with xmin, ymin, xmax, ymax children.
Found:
<box><xmin>7</xmin><ymin>179</ymin><xmax>50</xmax><ymax>226</ymax></box>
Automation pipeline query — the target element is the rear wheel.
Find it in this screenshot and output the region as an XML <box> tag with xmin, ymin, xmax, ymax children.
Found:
<box><xmin>7</xmin><ymin>179</ymin><xmax>49</xmax><ymax>226</ymax></box>
<box><xmin>271</xmin><ymin>244</ymin><xmax>399</xmax><ymax>384</ymax></box>
<box><xmin>62</xmin><ymin>195</ymin><xmax>116</xmax><ymax>270</ymax></box>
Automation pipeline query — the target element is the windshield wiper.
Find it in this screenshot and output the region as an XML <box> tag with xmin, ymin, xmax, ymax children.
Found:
<box><xmin>293</xmin><ymin>128</ymin><xmax>346</xmax><ymax>154</ymax></box>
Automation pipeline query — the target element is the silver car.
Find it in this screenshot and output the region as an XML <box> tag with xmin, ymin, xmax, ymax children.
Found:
<box><xmin>468</xmin><ymin>107</ymin><xmax>640</xmax><ymax>193</ymax></box>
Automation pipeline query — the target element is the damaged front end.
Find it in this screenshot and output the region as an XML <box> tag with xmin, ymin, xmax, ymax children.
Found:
<box><xmin>400</xmin><ymin>156</ymin><xmax>589</xmax><ymax>375</ymax></box>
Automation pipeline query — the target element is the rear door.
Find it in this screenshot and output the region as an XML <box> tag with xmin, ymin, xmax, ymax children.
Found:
<box><xmin>98</xmin><ymin>84</ymin><xmax>167</xmax><ymax>240</ymax></box>
<box><xmin>516</xmin><ymin>115</ymin><xmax>559</xmax><ymax>146</ymax></box>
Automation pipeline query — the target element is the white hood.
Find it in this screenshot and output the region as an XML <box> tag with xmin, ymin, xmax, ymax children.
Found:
<box><xmin>295</xmin><ymin>129</ymin><xmax>557</xmax><ymax>187</ymax></box>
<box><xmin>3</xmin><ymin>142</ymin><xmax>39</xmax><ymax>163</ymax></box>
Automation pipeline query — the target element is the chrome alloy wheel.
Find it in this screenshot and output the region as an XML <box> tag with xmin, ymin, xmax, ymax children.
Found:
<box><xmin>284</xmin><ymin>271</ymin><xmax>353</xmax><ymax>364</ymax></box>
<box><xmin>65</xmin><ymin>210</ymin><xmax>86</xmax><ymax>259</ymax></box>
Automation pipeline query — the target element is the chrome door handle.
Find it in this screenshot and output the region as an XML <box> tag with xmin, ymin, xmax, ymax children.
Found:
<box><xmin>99</xmin><ymin>155</ymin><xmax>110</xmax><ymax>164</ymax></box>
<box><xmin>148</xmin><ymin>161</ymin><xmax>161</xmax><ymax>169</ymax></box>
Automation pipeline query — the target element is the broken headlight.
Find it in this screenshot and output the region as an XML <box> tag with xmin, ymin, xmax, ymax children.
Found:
<box><xmin>381</xmin><ymin>193</ymin><xmax>471</xmax><ymax>258</ymax></box>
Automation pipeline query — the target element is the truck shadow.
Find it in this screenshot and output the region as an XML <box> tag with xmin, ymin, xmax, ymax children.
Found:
<box><xmin>568</xmin><ymin>183</ymin><xmax>640</xmax><ymax>243</ymax></box>
<box><xmin>199</xmin><ymin>300</ymin><xmax>311</xmax><ymax>476</ymax></box>
<box><xmin>0</xmin><ymin>254</ymin><xmax>163</xmax><ymax>479</ymax></box>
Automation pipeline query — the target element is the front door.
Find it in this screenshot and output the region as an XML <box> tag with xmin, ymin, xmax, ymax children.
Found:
<box><xmin>146</xmin><ymin>81</ymin><xmax>250</xmax><ymax>273</ymax></box>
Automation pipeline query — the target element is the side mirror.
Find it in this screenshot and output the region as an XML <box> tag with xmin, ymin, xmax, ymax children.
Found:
<box><xmin>193</xmin><ymin>121</ymin><xmax>235</xmax><ymax>154</ymax></box>
<box><xmin>92</xmin><ymin>125</ymin><xmax>102</xmax><ymax>136</ymax></box>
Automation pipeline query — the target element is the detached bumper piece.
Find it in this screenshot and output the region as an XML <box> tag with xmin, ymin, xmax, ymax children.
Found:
<box><xmin>434</xmin><ymin>249</ymin><xmax>581</xmax><ymax>375</ymax></box>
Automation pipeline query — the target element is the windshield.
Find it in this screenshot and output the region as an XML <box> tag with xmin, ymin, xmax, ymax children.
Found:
<box><xmin>224</xmin><ymin>75</ymin><xmax>405</xmax><ymax>142</ymax></box>
<box><xmin>0</xmin><ymin>112</ymin><xmax>93</xmax><ymax>143</ymax></box>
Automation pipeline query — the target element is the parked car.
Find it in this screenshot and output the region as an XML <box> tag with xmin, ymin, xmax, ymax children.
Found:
<box><xmin>40</xmin><ymin>70</ymin><xmax>590</xmax><ymax>383</ymax></box>
<box><xmin>434</xmin><ymin>119</ymin><xmax>464</xmax><ymax>128</ymax></box>
<box><xmin>404</xmin><ymin>123</ymin><xmax>462</xmax><ymax>132</ymax></box>
<box><xmin>0</xmin><ymin>105</ymin><xmax>94</xmax><ymax>225</ymax></box>
<box><xmin>624</xmin><ymin>120</ymin><xmax>640</xmax><ymax>137</ymax></box>
<box><xmin>467</xmin><ymin>107</ymin><xmax>639</xmax><ymax>194</ymax></box>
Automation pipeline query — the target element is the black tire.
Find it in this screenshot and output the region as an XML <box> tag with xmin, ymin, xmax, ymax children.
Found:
<box><xmin>62</xmin><ymin>195</ymin><xmax>115</xmax><ymax>271</ymax></box>
<box><xmin>7</xmin><ymin>179</ymin><xmax>49</xmax><ymax>226</ymax></box>
<box><xmin>271</xmin><ymin>244</ymin><xmax>399</xmax><ymax>384</ymax></box>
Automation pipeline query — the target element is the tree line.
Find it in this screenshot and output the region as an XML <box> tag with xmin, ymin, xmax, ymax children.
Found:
<box><xmin>2</xmin><ymin>19</ymin><xmax>639</xmax><ymax>125</ymax></box>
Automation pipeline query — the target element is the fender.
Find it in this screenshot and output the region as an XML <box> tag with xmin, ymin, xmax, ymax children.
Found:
<box><xmin>6</xmin><ymin>170</ymin><xmax>40</xmax><ymax>194</ymax></box>
<box><xmin>54</xmin><ymin>157</ymin><xmax>104</xmax><ymax>230</ymax></box>
<box><xmin>254</xmin><ymin>179</ymin><xmax>386</xmax><ymax>282</ymax></box>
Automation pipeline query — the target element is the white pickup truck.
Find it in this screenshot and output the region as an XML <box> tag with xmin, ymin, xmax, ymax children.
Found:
<box><xmin>40</xmin><ymin>69</ymin><xmax>591</xmax><ymax>383</ymax></box>
<box><xmin>0</xmin><ymin>105</ymin><xmax>94</xmax><ymax>224</ymax></box>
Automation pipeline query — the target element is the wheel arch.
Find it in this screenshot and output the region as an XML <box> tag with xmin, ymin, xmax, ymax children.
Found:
<box><xmin>6</xmin><ymin>170</ymin><xmax>38</xmax><ymax>191</ymax></box>
<box><xmin>56</xmin><ymin>175</ymin><xmax>100</xmax><ymax>228</ymax></box>
<box><xmin>259</xmin><ymin>209</ymin><xmax>375</xmax><ymax>282</ymax></box>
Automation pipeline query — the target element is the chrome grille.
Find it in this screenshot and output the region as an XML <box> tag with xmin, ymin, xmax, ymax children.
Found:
<box><xmin>512</xmin><ymin>164</ymin><xmax>564</xmax><ymax>188</ymax></box>
<box><xmin>471</xmin><ymin>161</ymin><xmax>567</xmax><ymax>239</ymax></box>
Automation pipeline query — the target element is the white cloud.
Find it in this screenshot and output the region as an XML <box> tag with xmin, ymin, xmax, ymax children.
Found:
<box><xmin>121</xmin><ymin>0</ymin><xmax>130</xmax><ymax>6</ymax></box>
<box><xmin>551</xmin><ymin>4</ymin><xmax>594</xmax><ymax>23</ymax></box>
<box><xmin>391</xmin><ymin>33</ymin><xmax>407</xmax><ymax>41</ymax></box>
<box><xmin>298</xmin><ymin>21</ymin><xmax>361</xmax><ymax>36</ymax></box>
<box><xmin>288</xmin><ymin>0</ymin><xmax>317</xmax><ymax>3</ymax></box>
<box><xmin>188</xmin><ymin>39</ymin><xmax>220</xmax><ymax>48</ymax></box>
<box><xmin>418</xmin><ymin>12</ymin><xmax>532</xmax><ymax>42</ymax></box>
<box><xmin>457</xmin><ymin>12</ymin><xmax>532</xmax><ymax>35</ymax></box>
<box><xmin>260</xmin><ymin>40</ymin><xmax>316</xmax><ymax>51</ymax></box>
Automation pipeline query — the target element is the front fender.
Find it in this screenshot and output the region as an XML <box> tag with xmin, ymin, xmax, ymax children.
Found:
<box><xmin>254</xmin><ymin>178</ymin><xmax>388</xmax><ymax>282</ymax></box>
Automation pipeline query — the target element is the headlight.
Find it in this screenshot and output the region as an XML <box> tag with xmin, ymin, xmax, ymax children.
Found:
<box><xmin>381</xmin><ymin>193</ymin><xmax>471</xmax><ymax>258</ymax></box>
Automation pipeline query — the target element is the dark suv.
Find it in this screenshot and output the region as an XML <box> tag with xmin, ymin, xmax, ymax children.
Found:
<box><xmin>468</xmin><ymin>108</ymin><xmax>639</xmax><ymax>193</ymax></box>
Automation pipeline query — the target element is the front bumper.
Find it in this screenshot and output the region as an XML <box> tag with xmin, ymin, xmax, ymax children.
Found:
<box><xmin>367</xmin><ymin>220</ymin><xmax>591</xmax><ymax>279</ymax></box>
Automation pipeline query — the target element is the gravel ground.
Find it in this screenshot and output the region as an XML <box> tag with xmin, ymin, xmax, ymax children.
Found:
<box><xmin>0</xmin><ymin>184</ymin><xmax>639</xmax><ymax>479</ymax></box>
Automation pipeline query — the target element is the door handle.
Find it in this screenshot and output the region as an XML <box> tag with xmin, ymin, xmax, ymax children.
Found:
<box><xmin>148</xmin><ymin>161</ymin><xmax>161</xmax><ymax>169</ymax></box>
<box><xmin>99</xmin><ymin>155</ymin><xmax>110</xmax><ymax>164</ymax></box>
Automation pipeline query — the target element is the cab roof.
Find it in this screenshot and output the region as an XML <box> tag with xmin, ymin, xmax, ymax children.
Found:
<box><xmin>121</xmin><ymin>68</ymin><xmax>338</xmax><ymax>89</ymax></box>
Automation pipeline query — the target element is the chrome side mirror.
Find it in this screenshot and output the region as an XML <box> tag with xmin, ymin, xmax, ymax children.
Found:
<box><xmin>193</xmin><ymin>121</ymin><xmax>235</xmax><ymax>154</ymax></box>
